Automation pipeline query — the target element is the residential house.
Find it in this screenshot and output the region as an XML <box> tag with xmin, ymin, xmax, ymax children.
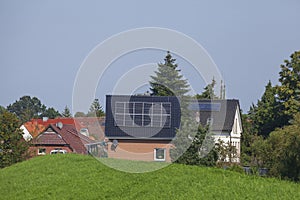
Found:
<box><xmin>105</xmin><ymin>95</ymin><xmax>180</xmax><ymax>162</ymax></box>
<box><xmin>189</xmin><ymin>99</ymin><xmax>242</xmax><ymax>162</ymax></box>
<box><xmin>21</xmin><ymin>117</ymin><xmax>105</xmax><ymax>142</ymax></box>
<box><xmin>30</xmin><ymin>123</ymin><xmax>94</xmax><ymax>156</ymax></box>
<box><xmin>105</xmin><ymin>95</ymin><xmax>242</xmax><ymax>162</ymax></box>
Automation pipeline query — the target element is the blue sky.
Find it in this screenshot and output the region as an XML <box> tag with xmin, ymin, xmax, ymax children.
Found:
<box><xmin>1</xmin><ymin>0</ymin><xmax>300</xmax><ymax>113</ymax></box>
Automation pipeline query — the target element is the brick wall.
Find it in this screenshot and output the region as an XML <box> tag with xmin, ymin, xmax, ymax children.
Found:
<box><xmin>29</xmin><ymin>146</ymin><xmax>72</xmax><ymax>156</ymax></box>
<box><xmin>107</xmin><ymin>139</ymin><xmax>172</xmax><ymax>162</ymax></box>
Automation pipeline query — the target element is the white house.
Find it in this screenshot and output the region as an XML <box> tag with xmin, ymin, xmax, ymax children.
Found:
<box><xmin>189</xmin><ymin>99</ymin><xmax>242</xmax><ymax>162</ymax></box>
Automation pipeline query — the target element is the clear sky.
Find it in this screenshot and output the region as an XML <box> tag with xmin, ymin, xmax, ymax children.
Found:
<box><xmin>1</xmin><ymin>0</ymin><xmax>300</xmax><ymax>113</ymax></box>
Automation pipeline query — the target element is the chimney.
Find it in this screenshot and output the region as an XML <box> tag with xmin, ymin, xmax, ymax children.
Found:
<box><xmin>42</xmin><ymin>117</ymin><xmax>48</xmax><ymax>122</ymax></box>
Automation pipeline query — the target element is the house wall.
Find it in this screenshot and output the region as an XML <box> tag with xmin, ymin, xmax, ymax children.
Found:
<box><xmin>107</xmin><ymin>139</ymin><xmax>172</xmax><ymax>162</ymax></box>
<box><xmin>20</xmin><ymin>125</ymin><xmax>32</xmax><ymax>141</ymax></box>
<box><xmin>29</xmin><ymin>146</ymin><xmax>72</xmax><ymax>156</ymax></box>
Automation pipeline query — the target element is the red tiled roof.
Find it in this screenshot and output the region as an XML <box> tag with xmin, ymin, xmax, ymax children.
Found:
<box><xmin>24</xmin><ymin>121</ymin><xmax>46</xmax><ymax>138</ymax></box>
<box><xmin>32</xmin><ymin>124</ymin><xmax>95</xmax><ymax>154</ymax></box>
<box><xmin>25</xmin><ymin>117</ymin><xmax>105</xmax><ymax>140</ymax></box>
<box><xmin>51</xmin><ymin>124</ymin><xmax>94</xmax><ymax>154</ymax></box>
<box><xmin>29</xmin><ymin>118</ymin><xmax>83</xmax><ymax>128</ymax></box>
<box><xmin>31</xmin><ymin>127</ymin><xmax>67</xmax><ymax>145</ymax></box>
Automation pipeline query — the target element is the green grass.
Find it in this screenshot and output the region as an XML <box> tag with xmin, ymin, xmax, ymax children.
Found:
<box><xmin>0</xmin><ymin>154</ymin><xmax>299</xmax><ymax>199</ymax></box>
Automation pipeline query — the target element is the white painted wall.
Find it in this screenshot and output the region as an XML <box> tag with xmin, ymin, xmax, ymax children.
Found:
<box><xmin>20</xmin><ymin>125</ymin><xmax>32</xmax><ymax>141</ymax></box>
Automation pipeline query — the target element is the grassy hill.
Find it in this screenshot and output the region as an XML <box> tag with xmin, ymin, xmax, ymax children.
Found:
<box><xmin>0</xmin><ymin>154</ymin><xmax>299</xmax><ymax>199</ymax></box>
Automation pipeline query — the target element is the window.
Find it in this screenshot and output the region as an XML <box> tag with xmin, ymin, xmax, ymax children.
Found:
<box><xmin>206</xmin><ymin>118</ymin><xmax>213</xmax><ymax>126</ymax></box>
<box><xmin>154</xmin><ymin>148</ymin><xmax>166</xmax><ymax>161</ymax></box>
<box><xmin>38</xmin><ymin>148</ymin><xmax>46</xmax><ymax>155</ymax></box>
<box><xmin>114</xmin><ymin>102</ymin><xmax>171</xmax><ymax>127</ymax></box>
<box><xmin>50</xmin><ymin>149</ymin><xmax>67</xmax><ymax>154</ymax></box>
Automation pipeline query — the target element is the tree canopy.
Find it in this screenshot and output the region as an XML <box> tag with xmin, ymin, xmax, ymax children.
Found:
<box><xmin>149</xmin><ymin>51</ymin><xmax>190</xmax><ymax>97</ymax></box>
<box><xmin>7</xmin><ymin>95</ymin><xmax>61</xmax><ymax>123</ymax></box>
<box><xmin>0</xmin><ymin>110</ymin><xmax>29</xmax><ymax>168</ymax></box>
<box><xmin>86</xmin><ymin>99</ymin><xmax>105</xmax><ymax>117</ymax></box>
<box><xmin>276</xmin><ymin>51</ymin><xmax>300</xmax><ymax>122</ymax></box>
<box><xmin>195</xmin><ymin>78</ymin><xmax>219</xmax><ymax>100</ymax></box>
<box><xmin>170</xmin><ymin>120</ymin><xmax>218</xmax><ymax>167</ymax></box>
<box><xmin>61</xmin><ymin>105</ymin><xmax>72</xmax><ymax>117</ymax></box>
<box><xmin>248</xmin><ymin>81</ymin><xmax>283</xmax><ymax>137</ymax></box>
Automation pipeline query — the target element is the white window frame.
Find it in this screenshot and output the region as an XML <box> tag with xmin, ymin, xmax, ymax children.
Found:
<box><xmin>114</xmin><ymin>102</ymin><xmax>171</xmax><ymax>128</ymax></box>
<box><xmin>154</xmin><ymin>148</ymin><xmax>166</xmax><ymax>161</ymax></box>
<box><xmin>38</xmin><ymin>148</ymin><xmax>46</xmax><ymax>155</ymax></box>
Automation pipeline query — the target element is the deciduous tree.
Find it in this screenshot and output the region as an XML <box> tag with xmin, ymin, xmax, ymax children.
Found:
<box><xmin>7</xmin><ymin>96</ymin><xmax>45</xmax><ymax>123</ymax></box>
<box><xmin>276</xmin><ymin>51</ymin><xmax>300</xmax><ymax>123</ymax></box>
<box><xmin>0</xmin><ymin>111</ymin><xmax>29</xmax><ymax>168</ymax></box>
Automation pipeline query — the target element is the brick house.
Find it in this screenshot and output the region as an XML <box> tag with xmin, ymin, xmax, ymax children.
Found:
<box><xmin>105</xmin><ymin>95</ymin><xmax>242</xmax><ymax>162</ymax></box>
<box><xmin>21</xmin><ymin>117</ymin><xmax>105</xmax><ymax>142</ymax></box>
<box><xmin>105</xmin><ymin>95</ymin><xmax>180</xmax><ymax>162</ymax></box>
<box><xmin>30</xmin><ymin>123</ymin><xmax>94</xmax><ymax>156</ymax></box>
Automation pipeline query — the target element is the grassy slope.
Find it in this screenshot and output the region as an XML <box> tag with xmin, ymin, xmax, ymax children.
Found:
<box><xmin>0</xmin><ymin>154</ymin><xmax>299</xmax><ymax>200</ymax></box>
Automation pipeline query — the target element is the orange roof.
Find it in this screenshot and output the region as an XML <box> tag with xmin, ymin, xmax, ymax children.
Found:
<box><xmin>24</xmin><ymin>117</ymin><xmax>105</xmax><ymax>140</ymax></box>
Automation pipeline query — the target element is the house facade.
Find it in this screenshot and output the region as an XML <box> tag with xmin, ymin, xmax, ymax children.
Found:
<box><xmin>189</xmin><ymin>99</ymin><xmax>242</xmax><ymax>162</ymax></box>
<box><xmin>105</xmin><ymin>95</ymin><xmax>180</xmax><ymax>162</ymax></box>
<box><xmin>30</xmin><ymin>124</ymin><xmax>94</xmax><ymax>156</ymax></box>
<box><xmin>105</xmin><ymin>95</ymin><xmax>242</xmax><ymax>162</ymax></box>
<box><xmin>21</xmin><ymin>117</ymin><xmax>105</xmax><ymax>142</ymax></box>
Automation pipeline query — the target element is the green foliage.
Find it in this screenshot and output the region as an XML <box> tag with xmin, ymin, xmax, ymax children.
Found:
<box><xmin>0</xmin><ymin>106</ymin><xmax>6</xmax><ymax>115</ymax></box>
<box><xmin>240</xmin><ymin>114</ymin><xmax>255</xmax><ymax>165</ymax></box>
<box><xmin>248</xmin><ymin>81</ymin><xmax>283</xmax><ymax>137</ymax></box>
<box><xmin>276</xmin><ymin>51</ymin><xmax>300</xmax><ymax>120</ymax></box>
<box><xmin>226</xmin><ymin>164</ymin><xmax>245</xmax><ymax>174</ymax></box>
<box><xmin>74</xmin><ymin>111</ymin><xmax>86</xmax><ymax>117</ymax></box>
<box><xmin>264</xmin><ymin>113</ymin><xmax>300</xmax><ymax>181</ymax></box>
<box><xmin>40</xmin><ymin>107</ymin><xmax>61</xmax><ymax>119</ymax></box>
<box><xmin>215</xmin><ymin>139</ymin><xmax>238</xmax><ymax>164</ymax></box>
<box><xmin>0</xmin><ymin>111</ymin><xmax>29</xmax><ymax>168</ymax></box>
<box><xmin>61</xmin><ymin>105</ymin><xmax>72</xmax><ymax>117</ymax></box>
<box><xmin>7</xmin><ymin>96</ymin><xmax>45</xmax><ymax>123</ymax></box>
<box><xmin>86</xmin><ymin>99</ymin><xmax>105</xmax><ymax>117</ymax></box>
<box><xmin>1</xmin><ymin>154</ymin><xmax>300</xmax><ymax>199</ymax></box>
<box><xmin>170</xmin><ymin>120</ymin><xmax>218</xmax><ymax>167</ymax></box>
<box><xmin>7</xmin><ymin>95</ymin><xmax>61</xmax><ymax>122</ymax></box>
<box><xmin>195</xmin><ymin>78</ymin><xmax>219</xmax><ymax>100</ymax></box>
<box><xmin>149</xmin><ymin>51</ymin><xmax>190</xmax><ymax>97</ymax></box>
<box><xmin>242</xmin><ymin>51</ymin><xmax>300</xmax><ymax>181</ymax></box>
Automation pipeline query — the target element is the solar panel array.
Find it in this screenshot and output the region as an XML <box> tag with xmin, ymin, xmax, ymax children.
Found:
<box><xmin>188</xmin><ymin>102</ymin><xmax>221</xmax><ymax>111</ymax></box>
<box><xmin>114</xmin><ymin>102</ymin><xmax>171</xmax><ymax>127</ymax></box>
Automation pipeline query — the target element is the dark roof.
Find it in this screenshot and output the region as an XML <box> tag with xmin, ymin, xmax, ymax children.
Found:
<box><xmin>32</xmin><ymin>124</ymin><xmax>95</xmax><ymax>154</ymax></box>
<box><xmin>105</xmin><ymin>95</ymin><xmax>181</xmax><ymax>140</ymax></box>
<box><xmin>189</xmin><ymin>99</ymin><xmax>240</xmax><ymax>131</ymax></box>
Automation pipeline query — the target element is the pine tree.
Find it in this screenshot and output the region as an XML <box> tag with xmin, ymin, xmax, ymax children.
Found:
<box><xmin>61</xmin><ymin>106</ymin><xmax>72</xmax><ymax>117</ymax></box>
<box><xmin>87</xmin><ymin>99</ymin><xmax>105</xmax><ymax>117</ymax></box>
<box><xmin>149</xmin><ymin>51</ymin><xmax>190</xmax><ymax>97</ymax></box>
<box><xmin>249</xmin><ymin>81</ymin><xmax>283</xmax><ymax>137</ymax></box>
<box><xmin>170</xmin><ymin>120</ymin><xmax>218</xmax><ymax>166</ymax></box>
<box><xmin>195</xmin><ymin>78</ymin><xmax>219</xmax><ymax>99</ymax></box>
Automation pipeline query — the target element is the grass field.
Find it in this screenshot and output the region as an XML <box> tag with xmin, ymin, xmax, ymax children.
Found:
<box><xmin>0</xmin><ymin>154</ymin><xmax>299</xmax><ymax>199</ymax></box>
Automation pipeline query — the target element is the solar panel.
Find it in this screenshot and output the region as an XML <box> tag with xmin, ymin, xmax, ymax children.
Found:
<box><xmin>114</xmin><ymin>102</ymin><xmax>171</xmax><ymax>127</ymax></box>
<box><xmin>188</xmin><ymin>102</ymin><xmax>221</xmax><ymax>111</ymax></box>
